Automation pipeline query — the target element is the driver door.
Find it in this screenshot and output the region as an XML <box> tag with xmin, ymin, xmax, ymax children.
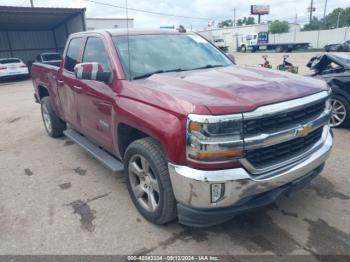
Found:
<box><xmin>75</xmin><ymin>36</ymin><xmax>115</xmax><ymax>152</ymax></box>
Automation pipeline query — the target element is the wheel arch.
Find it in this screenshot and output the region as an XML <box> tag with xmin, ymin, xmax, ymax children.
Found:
<box><xmin>115</xmin><ymin>99</ymin><xmax>185</xmax><ymax>164</ymax></box>
<box><xmin>117</xmin><ymin>123</ymin><xmax>149</xmax><ymax>159</ymax></box>
<box><xmin>330</xmin><ymin>85</ymin><xmax>350</xmax><ymax>103</ymax></box>
<box><xmin>38</xmin><ymin>85</ymin><xmax>50</xmax><ymax>101</ymax></box>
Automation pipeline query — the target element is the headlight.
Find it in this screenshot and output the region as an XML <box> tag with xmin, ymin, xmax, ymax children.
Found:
<box><xmin>186</xmin><ymin>114</ymin><xmax>243</xmax><ymax>163</ymax></box>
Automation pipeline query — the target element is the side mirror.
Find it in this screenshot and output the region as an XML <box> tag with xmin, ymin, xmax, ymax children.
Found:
<box><xmin>226</xmin><ymin>53</ymin><xmax>236</xmax><ymax>64</ymax></box>
<box><xmin>74</xmin><ymin>63</ymin><xmax>112</xmax><ymax>83</ymax></box>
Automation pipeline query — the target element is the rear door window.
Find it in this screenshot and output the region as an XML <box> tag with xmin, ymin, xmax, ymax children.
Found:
<box><xmin>42</xmin><ymin>54</ymin><xmax>61</xmax><ymax>61</ymax></box>
<box><xmin>64</xmin><ymin>37</ymin><xmax>82</xmax><ymax>72</ymax></box>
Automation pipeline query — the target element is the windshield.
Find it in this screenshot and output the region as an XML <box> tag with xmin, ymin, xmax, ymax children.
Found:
<box><xmin>112</xmin><ymin>34</ymin><xmax>232</xmax><ymax>80</ymax></box>
<box><xmin>0</xmin><ymin>59</ymin><xmax>21</xmax><ymax>64</ymax></box>
<box><xmin>42</xmin><ymin>54</ymin><xmax>61</xmax><ymax>61</ymax></box>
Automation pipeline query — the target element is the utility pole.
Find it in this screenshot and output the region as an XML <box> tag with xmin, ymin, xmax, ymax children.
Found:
<box><xmin>323</xmin><ymin>0</ymin><xmax>328</xmax><ymax>19</ymax></box>
<box><xmin>30</xmin><ymin>0</ymin><xmax>34</xmax><ymax>7</ymax></box>
<box><xmin>309</xmin><ymin>0</ymin><xmax>314</xmax><ymax>25</ymax></box>
<box><xmin>233</xmin><ymin>8</ymin><xmax>236</xmax><ymax>27</ymax></box>
<box><xmin>336</xmin><ymin>11</ymin><xmax>341</xmax><ymax>28</ymax></box>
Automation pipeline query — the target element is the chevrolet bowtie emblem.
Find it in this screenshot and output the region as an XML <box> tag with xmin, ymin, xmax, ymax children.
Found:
<box><xmin>295</xmin><ymin>125</ymin><xmax>312</xmax><ymax>137</ymax></box>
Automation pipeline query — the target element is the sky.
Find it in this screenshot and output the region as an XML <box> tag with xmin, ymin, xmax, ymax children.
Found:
<box><xmin>0</xmin><ymin>0</ymin><xmax>349</xmax><ymax>30</ymax></box>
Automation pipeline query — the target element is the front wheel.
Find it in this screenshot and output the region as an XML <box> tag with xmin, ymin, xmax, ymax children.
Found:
<box><xmin>124</xmin><ymin>137</ymin><xmax>177</xmax><ymax>224</ymax></box>
<box><xmin>330</xmin><ymin>95</ymin><xmax>350</xmax><ymax>128</ymax></box>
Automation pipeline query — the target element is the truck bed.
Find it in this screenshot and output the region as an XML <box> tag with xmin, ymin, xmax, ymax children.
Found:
<box><xmin>31</xmin><ymin>62</ymin><xmax>60</xmax><ymax>102</ymax></box>
<box><xmin>248</xmin><ymin>42</ymin><xmax>310</xmax><ymax>52</ymax></box>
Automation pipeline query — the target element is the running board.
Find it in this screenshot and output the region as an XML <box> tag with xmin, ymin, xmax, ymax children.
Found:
<box><xmin>63</xmin><ymin>129</ymin><xmax>124</xmax><ymax>173</ymax></box>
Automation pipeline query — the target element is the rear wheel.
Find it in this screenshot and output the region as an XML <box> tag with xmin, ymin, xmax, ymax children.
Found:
<box><xmin>276</xmin><ymin>46</ymin><xmax>284</xmax><ymax>53</ymax></box>
<box><xmin>124</xmin><ymin>137</ymin><xmax>177</xmax><ymax>225</ymax></box>
<box><xmin>240</xmin><ymin>45</ymin><xmax>247</xmax><ymax>53</ymax></box>
<box><xmin>41</xmin><ymin>97</ymin><xmax>66</xmax><ymax>137</ymax></box>
<box><xmin>330</xmin><ymin>95</ymin><xmax>350</xmax><ymax>128</ymax></box>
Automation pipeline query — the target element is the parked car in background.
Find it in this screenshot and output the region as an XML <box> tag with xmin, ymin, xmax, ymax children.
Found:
<box><xmin>31</xmin><ymin>30</ymin><xmax>332</xmax><ymax>227</ymax></box>
<box><xmin>36</xmin><ymin>52</ymin><xmax>62</xmax><ymax>67</ymax></box>
<box><xmin>307</xmin><ymin>53</ymin><xmax>350</xmax><ymax>127</ymax></box>
<box><xmin>0</xmin><ymin>58</ymin><xmax>29</xmax><ymax>81</ymax></box>
<box><xmin>324</xmin><ymin>40</ymin><xmax>350</xmax><ymax>52</ymax></box>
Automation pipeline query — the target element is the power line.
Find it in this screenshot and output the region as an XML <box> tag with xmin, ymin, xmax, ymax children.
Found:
<box><xmin>83</xmin><ymin>0</ymin><xmax>212</xmax><ymax>20</ymax></box>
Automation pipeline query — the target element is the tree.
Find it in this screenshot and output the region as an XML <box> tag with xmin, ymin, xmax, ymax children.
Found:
<box><xmin>218</xmin><ymin>19</ymin><xmax>233</xmax><ymax>28</ymax></box>
<box><xmin>302</xmin><ymin>7</ymin><xmax>350</xmax><ymax>31</ymax></box>
<box><xmin>236</xmin><ymin>17</ymin><xmax>255</xmax><ymax>26</ymax></box>
<box><xmin>268</xmin><ymin>20</ymin><xmax>290</xmax><ymax>33</ymax></box>
<box><xmin>246</xmin><ymin>17</ymin><xmax>255</xmax><ymax>25</ymax></box>
<box><xmin>302</xmin><ymin>17</ymin><xmax>321</xmax><ymax>31</ymax></box>
<box><xmin>322</xmin><ymin>7</ymin><xmax>350</xmax><ymax>29</ymax></box>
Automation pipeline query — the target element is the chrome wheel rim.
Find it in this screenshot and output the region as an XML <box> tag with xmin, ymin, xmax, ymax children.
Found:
<box><xmin>330</xmin><ymin>98</ymin><xmax>346</xmax><ymax>127</ymax></box>
<box><xmin>128</xmin><ymin>154</ymin><xmax>160</xmax><ymax>212</ymax></box>
<box><xmin>42</xmin><ymin>104</ymin><xmax>52</xmax><ymax>133</ymax></box>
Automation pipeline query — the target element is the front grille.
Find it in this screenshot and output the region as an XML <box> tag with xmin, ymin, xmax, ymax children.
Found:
<box><xmin>246</xmin><ymin>127</ymin><xmax>323</xmax><ymax>169</ymax></box>
<box><xmin>244</xmin><ymin>100</ymin><xmax>325</xmax><ymax>135</ymax></box>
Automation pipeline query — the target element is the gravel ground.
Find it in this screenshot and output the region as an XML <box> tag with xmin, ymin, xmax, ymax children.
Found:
<box><xmin>0</xmin><ymin>52</ymin><xmax>350</xmax><ymax>258</ymax></box>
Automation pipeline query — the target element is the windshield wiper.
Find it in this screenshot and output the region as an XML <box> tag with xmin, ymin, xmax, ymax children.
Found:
<box><xmin>133</xmin><ymin>68</ymin><xmax>184</xmax><ymax>80</ymax></box>
<box><xmin>192</xmin><ymin>64</ymin><xmax>225</xmax><ymax>70</ymax></box>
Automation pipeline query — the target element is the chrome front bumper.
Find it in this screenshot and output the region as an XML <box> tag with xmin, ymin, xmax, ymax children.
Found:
<box><xmin>168</xmin><ymin>126</ymin><xmax>332</xmax><ymax>209</ymax></box>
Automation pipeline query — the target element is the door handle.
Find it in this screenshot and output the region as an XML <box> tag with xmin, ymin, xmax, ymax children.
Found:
<box><xmin>57</xmin><ymin>79</ymin><xmax>64</xmax><ymax>86</ymax></box>
<box><xmin>72</xmin><ymin>85</ymin><xmax>83</xmax><ymax>93</ymax></box>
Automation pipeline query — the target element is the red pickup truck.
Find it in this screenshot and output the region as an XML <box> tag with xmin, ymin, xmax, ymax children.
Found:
<box><xmin>31</xmin><ymin>29</ymin><xmax>333</xmax><ymax>227</ymax></box>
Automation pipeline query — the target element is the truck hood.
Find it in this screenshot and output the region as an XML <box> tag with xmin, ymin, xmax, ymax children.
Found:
<box><xmin>123</xmin><ymin>65</ymin><xmax>328</xmax><ymax>115</ymax></box>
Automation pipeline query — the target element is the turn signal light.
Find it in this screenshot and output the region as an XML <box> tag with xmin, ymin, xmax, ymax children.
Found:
<box><xmin>189</xmin><ymin>121</ymin><xmax>201</xmax><ymax>132</ymax></box>
<box><xmin>195</xmin><ymin>151</ymin><xmax>242</xmax><ymax>160</ymax></box>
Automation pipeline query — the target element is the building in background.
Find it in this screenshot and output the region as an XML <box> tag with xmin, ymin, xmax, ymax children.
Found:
<box><xmin>0</xmin><ymin>6</ymin><xmax>86</xmax><ymax>63</ymax></box>
<box><xmin>198</xmin><ymin>22</ymin><xmax>350</xmax><ymax>51</ymax></box>
<box><xmin>86</xmin><ymin>18</ymin><xmax>134</xmax><ymax>30</ymax></box>
<box><xmin>198</xmin><ymin>23</ymin><xmax>301</xmax><ymax>52</ymax></box>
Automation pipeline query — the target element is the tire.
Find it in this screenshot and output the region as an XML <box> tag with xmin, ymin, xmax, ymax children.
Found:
<box><xmin>124</xmin><ymin>137</ymin><xmax>177</xmax><ymax>225</ymax></box>
<box><xmin>330</xmin><ymin>95</ymin><xmax>350</xmax><ymax>128</ymax></box>
<box><xmin>240</xmin><ymin>45</ymin><xmax>247</xmax><ymax>53</ymax></box>
<box><xmin>276</xmin><ymin>46</ymin><xmax>284</xmax><ymax>53</ymax></box>
<box><xmin>41</xmin><ymin>96</ymin><xmax>66</xmax><ymax>137</ymax></box>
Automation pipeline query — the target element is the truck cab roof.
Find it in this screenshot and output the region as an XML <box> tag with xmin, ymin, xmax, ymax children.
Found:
<box><xmin>70</xmin><ymin>29</ymin><xmax>188</xmax><ymax>37</ymax></box>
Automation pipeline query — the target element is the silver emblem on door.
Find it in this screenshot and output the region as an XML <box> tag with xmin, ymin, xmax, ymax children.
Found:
<box><xmin>99</xmin><ymin>120</ymin><xmax>110</xmax><ymax>129</ymax></box>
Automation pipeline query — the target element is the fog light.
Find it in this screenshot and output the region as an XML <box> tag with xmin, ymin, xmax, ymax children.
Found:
<box><xmin>210</xmin><ymin>183</ymin><xmax>224</xmax><ymax>203</ymax></box>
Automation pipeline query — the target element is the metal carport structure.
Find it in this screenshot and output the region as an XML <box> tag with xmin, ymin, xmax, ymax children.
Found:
<box><xmin>0</xmin><ymin>6</ymin><xmax>86</xmax><ymax>64</ymax></box>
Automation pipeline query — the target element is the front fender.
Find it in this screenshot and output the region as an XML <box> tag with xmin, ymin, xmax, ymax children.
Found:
<box><xmin>115</xmin><ymin>96</ymin><xmax>187</xmax><ymax>164</ymax></box>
